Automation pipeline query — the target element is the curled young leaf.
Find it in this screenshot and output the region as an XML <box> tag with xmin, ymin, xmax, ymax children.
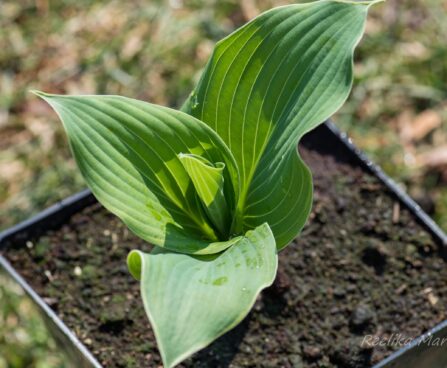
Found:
<box><xmin>178</xmin><ymin>153</ymin><xmax>230</xmax><ymax>236</ymax></box>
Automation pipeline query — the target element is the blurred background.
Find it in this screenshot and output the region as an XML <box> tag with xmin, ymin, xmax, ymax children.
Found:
<box><xmin>0</xmin><ymin>0</ymin><xmax>446</xmax><ymax>366</ymax></box>
<box><xmin>0</xmin><ymin>270</ymin><xmax>66</xmax><ymax>368</ymax></box>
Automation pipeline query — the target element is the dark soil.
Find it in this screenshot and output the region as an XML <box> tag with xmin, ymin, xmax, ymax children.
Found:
<box><xmin>2</xmin><ymin>146</ymin><xmax>446</xmax><ymax>368</ymax></box>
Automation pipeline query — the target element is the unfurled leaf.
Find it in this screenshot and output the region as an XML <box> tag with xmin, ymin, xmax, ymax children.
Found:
<box><xmin>127</xmin><ymin>223</ymin><xmax>277</xmax><ymax>368</ymax></box>
<box><xmin>34</xmin><ymin>92</ymin><xmax>239</xmax><ymax>254</ymax></box>
<box><xmin>183</xmin><ymin>0</ymin><xmax>373</xmax><ymax>248</ymax></box>
<box><xmin>178</xmin><ymin>153</ymin><xmax>229</xmax><ymax>236</ymax></box>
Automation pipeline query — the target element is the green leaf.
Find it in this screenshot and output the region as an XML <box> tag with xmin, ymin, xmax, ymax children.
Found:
<box><xmin>127</xmin><ymin>223</ymin><xmax>277</xmax><ymax>368</ymax></box>
<box><xmin>178</xmin><ymin>153</ymin><xmax>230</xmax><ymax>236</ymax></box>
<box><xmin>182</xmin><ymin>0</ymin><xmax>372</xmax><ymax>248</ymax></box>
<box><xmin>35</xmin><ymin>92</ymin><xmax>240</xmax><ymax>254</ymax></box>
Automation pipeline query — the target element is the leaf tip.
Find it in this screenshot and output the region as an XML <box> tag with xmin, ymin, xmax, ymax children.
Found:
<box><xmin>366</xmin><ymin>0</ymin><xmax>386</xmax><ymax>8</ymax></box>
<box><xmin>30</xmin><ymin>89</ymin><xmax>50</xmax><ymax>98</ymax></box>
<box><xmin>127</xmin><ymin>250</ymin><xmax>143</xmax><ymax>280</ymax></box>
<box><xmin>333</xmin><ymin>0</ymin><xmax>385</xmax><ymax>8</ymax></box>
<box><xmin>161</xmin><ymin>353</ymin><xmax>180</xmax><ymax>368</ymax></box>
<box><xmin>30</xmin><ymin>90</ymin><xmax>61</xmax><ymax>106</ymax></box>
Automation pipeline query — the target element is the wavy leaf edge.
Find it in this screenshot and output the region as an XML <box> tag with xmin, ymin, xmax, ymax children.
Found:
<box><xmin>127</xmin><ymin>223</ymin><xmax>278</xmax><ymax>368</ymax></box>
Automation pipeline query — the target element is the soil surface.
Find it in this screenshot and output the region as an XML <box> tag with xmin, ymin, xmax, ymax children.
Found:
<box><xmin>2</xmin><ymin>145</ymin><xmax>446</xmax><ymax>368</ymax></box>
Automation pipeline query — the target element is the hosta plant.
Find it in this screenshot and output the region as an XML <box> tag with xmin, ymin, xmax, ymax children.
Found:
<box><xmin>34</xmin><ymin>0</ymin><xmax>382</xmax><ymax>366</ymax></box>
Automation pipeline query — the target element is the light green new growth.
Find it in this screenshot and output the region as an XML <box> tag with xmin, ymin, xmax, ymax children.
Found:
<box><xmin>178</xmin><ymin>153</ymin><xmax>230</xmax><ymax>236</ymax></box>
<box><xmin>35</xmin><ymin>1</ymin><xmax>382</xmax><ymax>366</ymax></box>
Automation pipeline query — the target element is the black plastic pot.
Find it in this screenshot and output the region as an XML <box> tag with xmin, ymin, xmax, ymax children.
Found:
<box><xmin>1</xmin><ymin>121</ymin><xmax>446</xmax><ymax>368</ymax></box>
